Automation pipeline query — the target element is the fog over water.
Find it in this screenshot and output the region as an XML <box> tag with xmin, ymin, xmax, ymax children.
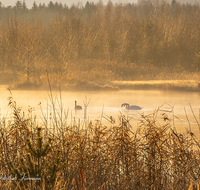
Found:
<box><xmin>0</xmin><ymin>85</ymin><xmax>200</xmax><ymax>137</ymax></box>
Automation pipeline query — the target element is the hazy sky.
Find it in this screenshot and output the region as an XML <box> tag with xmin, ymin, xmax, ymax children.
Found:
<box><xmin>1</xmin><ymin>0</ymin><xmax>137</xmax><ymax>9</ymax></box>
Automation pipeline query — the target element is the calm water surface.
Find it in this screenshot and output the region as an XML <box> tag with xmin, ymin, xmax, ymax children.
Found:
<box><xmin>0</xmin><ymin>85</ymin><xmax>200</xmax><ymax>135</ymax></box>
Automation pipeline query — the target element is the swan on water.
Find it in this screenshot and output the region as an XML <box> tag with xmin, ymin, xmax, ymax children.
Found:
<box><xmin>121</xmin><ymin>103</ymin><xmax>142</xmax><ymax>110</ymax></box>
<box><xmin>75</xmin><ymin>101</ymin><xmax>82</xmax><ymax>110</ymax></box>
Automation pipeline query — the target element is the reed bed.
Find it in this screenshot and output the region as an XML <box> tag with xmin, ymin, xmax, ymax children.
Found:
<box><xmin>0</xmin><ymin>92</ymin><xmax>199</xmax><ymax>190</ymax></box>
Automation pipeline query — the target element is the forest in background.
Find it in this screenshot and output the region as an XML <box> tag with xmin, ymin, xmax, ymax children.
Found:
<box><xmin>0</xmin><ymin>0</ymin><xmax>200</xmax><ymax>89</ymax></box>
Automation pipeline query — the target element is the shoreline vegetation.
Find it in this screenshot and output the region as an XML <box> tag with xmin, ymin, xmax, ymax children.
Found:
<box><xmin>0</xmin><ymin>92</ymin><xmax>200</xmax><ymax>189</ymax></box>
<box><xmin>0</xmin><ymin>1</ymin><xmax>200</xmax><ymax>91</ymax></box>
<box><xmin>6</xmin><ymin>79</ymin><xmax>200</xmax><ymax>92</ymax></box>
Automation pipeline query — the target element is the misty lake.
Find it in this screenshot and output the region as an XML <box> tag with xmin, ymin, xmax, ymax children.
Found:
<box><xmin>0</xmin><ymin>85</ymin><xmax>200</xmax><ymax>136</ymax></box>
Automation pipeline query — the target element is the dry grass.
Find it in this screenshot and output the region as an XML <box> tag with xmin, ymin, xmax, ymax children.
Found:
<box><xmin>0</xmin><ymin>92</ymin><xmax>200</xmax><ymax>189</ymax></box>
<box><xmin>111</xmin><ymin>78</ymin><xmax>200</xmax><ymax>91</ymax></box>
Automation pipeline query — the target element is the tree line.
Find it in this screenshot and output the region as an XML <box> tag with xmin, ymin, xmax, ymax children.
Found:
<box><xmin>0</xmin><ymin>0</ymin><xmax>199</xmax><ymax>85</ymax></box>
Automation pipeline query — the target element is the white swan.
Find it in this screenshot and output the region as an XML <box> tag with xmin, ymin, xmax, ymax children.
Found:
<box><xmin>121</xmin><ymin>103</ymin><xmax>142</xmax><ymax>110</ymax></box>
<box><xmin>75</xmin><ymin>101</ymin><xmax>82</xmax><ymax>110</ymax></box>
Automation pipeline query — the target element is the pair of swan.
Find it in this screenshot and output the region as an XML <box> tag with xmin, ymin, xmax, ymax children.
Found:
<box><xmin>75</xmin><ymin>101</ymin><xmax>142</xmax><ymax>110</ymax></box>
<box><xmin>121</xmin><ymin>103</ymin><xmax>142</xmax><ymax>110</ymax></box>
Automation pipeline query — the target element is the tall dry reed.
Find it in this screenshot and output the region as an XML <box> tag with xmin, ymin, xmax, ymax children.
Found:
<box><xmin>0</xmin><ymin>92</ymin><xmax>199</xmax><ymax>189</ymax></box>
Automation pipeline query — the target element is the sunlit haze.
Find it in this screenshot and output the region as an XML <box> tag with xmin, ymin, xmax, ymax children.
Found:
<box><xmin>1</xmin><ymin>0</ymin><xmax>136</xmax><ymax>8</ymax></box>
